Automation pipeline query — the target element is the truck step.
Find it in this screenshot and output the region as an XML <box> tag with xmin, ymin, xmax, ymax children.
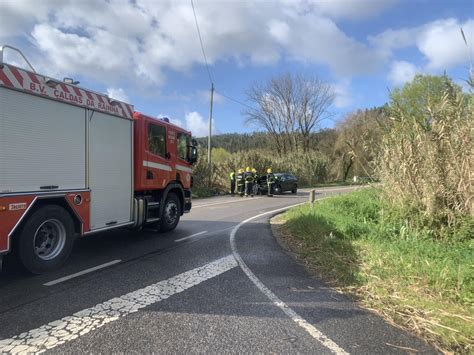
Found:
<box><xmin>147</xmin><ymin>202</ymin><xmax>160</xmax><ymax>208</ymax></box>
<box><xmin>146</xmin><ymin>217</ymin><xmax>160</xmax><ymax>223</ymax></box>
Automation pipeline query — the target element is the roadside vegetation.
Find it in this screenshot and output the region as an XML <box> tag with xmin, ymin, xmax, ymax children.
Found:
<box><xmin>191</xmin><ymin>71</ymin><xmax>473</xmax><ymax>351</ymax></box>
<box><xmin>193</xmin><ymin>73</ymin><xmax>384</xmax><ymax>193</ymax></box>
<box><xmin>279</xmin><ymin>189</ymin><xmax>472</xmax><ymax>353</ymax></box>
<box><xmin>277</xmin><ymin>74</ymin><xmax>473</xmax><ymax>353</ymax></box>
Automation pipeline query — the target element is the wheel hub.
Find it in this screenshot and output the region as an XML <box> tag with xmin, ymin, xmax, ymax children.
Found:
<box><xmin>164</xmin><ymin>201</ymin><xmax>178</xmax><ymax>225</ymax></box>
<box><xmin>33</xmin><ymin>219</ymin><xmax>66</xmax><ymax>261</ymax></box>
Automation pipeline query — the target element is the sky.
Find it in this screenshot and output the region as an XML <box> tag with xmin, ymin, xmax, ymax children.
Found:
<box><xmin>1</xmin><ymin>0</ymin><xmax>473</xmax><ymax>137</ymax></box>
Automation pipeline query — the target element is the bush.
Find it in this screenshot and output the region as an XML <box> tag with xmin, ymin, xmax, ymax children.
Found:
<box><xmin>378</xmin><ymin>75</ymin><xmax>473</xmax><ymax>233</ymax></box>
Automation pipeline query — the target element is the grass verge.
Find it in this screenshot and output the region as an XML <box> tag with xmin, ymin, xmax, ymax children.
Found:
<box><xmin>192</xmin><ymin>187</ymin><xmax>216</xmax><ymax>199</ymax></box>
<box><xmin>277</xmin><ymin>188</ymin><xmax>473</xmax><ymax>353</ymax></box>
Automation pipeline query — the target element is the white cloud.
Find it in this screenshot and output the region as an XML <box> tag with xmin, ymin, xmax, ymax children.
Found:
<box><xmin>370</xmin><ymin>18</ymin><xmax>474</xmax><ymax>71</ymax></box>
<box><xmin>312</xmin><ymin>0</ymin><xmax>397</xmax><ymax>20</ymax></box>
<box><xmin>185</xmin><ymin>111</ymin><xmax>215</xmax><ymax>137</ymax></box>
<box><xmin>106</xmin><ymin>87</ymin><xmax>129</xmax><ymax>103</ymax></box>
<box><xmin>169</xmin><ymin>118</ymin><xmax>184</xmax><ymax>127</ymax></box>
<box><xmin>268</xmin><ymin>20</ymin><xmax>290</xmax><ymax>44</ymax></box>
<box><xmin>0</xmin><ymin>0</ymin><xmax>49</xmax><ymax>40</ymax></box>
<box><xmin>417</xmin><ymin>19</ymin><xmax>474</xmax><ymax>70</ymax></box>
<box><xmin>197</xmin><ymin>89</ymin><xmax>224</xmax><ymax>104</ymax></box>
<box><xmin>388</xmin><ymin>60</ymin><xmax>419</xmax><ymax>86</ymax></box>
<box><xmin>285</xmin><ymin>15</ymin><xmax>382</xmax><ymax>75</ymax></box>
<box><xmin>333</xmin><ymin>80</ymin><xmax>353</xmax><ymax>108</ymax></box>
<box><xmin>0</xmin><ymin>0</ymin><xmax>385</xmax><ymax>88</ymax></box>
<box><xmin>156</xmin><ymin>111</ymin><xmax>215</xmax><ymax>137</ymax></box>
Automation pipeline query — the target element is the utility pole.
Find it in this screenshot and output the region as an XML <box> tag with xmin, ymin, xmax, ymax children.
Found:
<box><xmin>208</xmin><ymin>82</ymin><xmax>214</xmax><ymax>187</ymax></box>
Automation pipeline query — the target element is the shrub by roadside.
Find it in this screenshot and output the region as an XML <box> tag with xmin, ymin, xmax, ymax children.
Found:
<box><xmin>276</xmin><ymin>188</ymin><xmax>473</xmax><ymax>353</ymax></box>
<box><xmin>191</xmin><ymin>187</ymin><xmax>216</xmax><ymax>199</ymax></box>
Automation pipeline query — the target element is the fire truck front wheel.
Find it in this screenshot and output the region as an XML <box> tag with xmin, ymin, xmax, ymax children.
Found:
<box><xmin>17</xmin><ymin>205</ymin><xmax>75</xmax><ymax>274</ymax></box>
<box><xmin>160</xmin><ymin>193</ymin><xmax>181</xmax><ymax>232</ymax></box>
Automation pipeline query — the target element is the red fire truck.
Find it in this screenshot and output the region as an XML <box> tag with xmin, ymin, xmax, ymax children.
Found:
<box><xmin>0</xmin><ymin>45</ymin><xmax>198</xmax><ymax>274</ymax></box>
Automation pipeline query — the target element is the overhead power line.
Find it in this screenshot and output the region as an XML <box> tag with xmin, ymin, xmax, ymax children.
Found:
<box><xmin>215</xmin><ymin>90</ymin><xmax>256</xmax><ymax>111</ymax></box>
<box><xmin>191</xmin><ymin>0</ymin><xmax>213</xmax><ymax>85</ymax></box>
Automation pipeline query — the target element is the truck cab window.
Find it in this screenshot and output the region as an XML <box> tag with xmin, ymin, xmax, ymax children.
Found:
<box><xmin>148</xmin><ymin>123</ymin><xmax>166</xmax><ymax>157</ymax></box>
<box><xmin>177</xmin><ymin>133</ymin><xmax>189</xmax><ymax>161</ymax></box>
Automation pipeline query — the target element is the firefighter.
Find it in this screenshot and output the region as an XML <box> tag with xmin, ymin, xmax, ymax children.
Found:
<box><xmin>266</xmin><ymin>168</ymin><xmax>275</xmax><ymax>197</ymax></box>
<box><xmin>229</xmin><ymin>170</ymin><xmax>236</xmax><ymax>195</ymax></box>
<box><xmin>252</xmin><ymin>168</ymin><xmax>259</xmax><ymax>196</ymax></box>
<box><xmin>236</xmin><ymin>169</ymin><xmax>245</xmax><ymax>197</ymax></box>
<box><xmin>244</xmin><ymin>166</ymin><xmax>255</xmax><ymax>197</ymax></box>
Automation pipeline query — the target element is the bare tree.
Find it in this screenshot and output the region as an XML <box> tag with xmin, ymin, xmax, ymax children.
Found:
<box><xmin>245</xmin><ymin>73</ymin><xmax>334</xmax><ymax>155</ymax></box>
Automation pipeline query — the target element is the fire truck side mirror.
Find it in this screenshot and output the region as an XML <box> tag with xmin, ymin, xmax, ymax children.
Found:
<box><xmin>188</xmin><ymin>146</ymin><xmax>198</xmax><ymax>164</ymax></box>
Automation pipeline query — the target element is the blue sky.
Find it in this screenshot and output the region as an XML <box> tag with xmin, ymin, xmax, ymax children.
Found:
<box><xmin>1</xmin><ymin>0</ymin><xmax>473</xmax><ymax>136</ymax></box>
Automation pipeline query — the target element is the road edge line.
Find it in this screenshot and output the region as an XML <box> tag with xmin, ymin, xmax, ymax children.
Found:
<box><xmin>229</xmin><ymin>201</ymin><xmax>348</xmax><ymax>355</ymax></box>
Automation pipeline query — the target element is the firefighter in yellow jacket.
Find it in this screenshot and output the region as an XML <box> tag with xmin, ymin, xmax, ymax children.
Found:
<box><xmin>229</xmin><ymin>170</ymin><xmax>236</xmax><ymax>195</ymax></box>
<box><xmin>266</xmin><ymin>168</ymin><xmax>275</xmax><ymax>197</ymax></box>
<box><xmin>236</xmin><ymin>169</ymin><xmax>245</xmax><ymax>197</ymax></box>
<box><xmin>244</xmin><ymin>167</ymin><xmax>255</xmax><ymax>197</ymax></box>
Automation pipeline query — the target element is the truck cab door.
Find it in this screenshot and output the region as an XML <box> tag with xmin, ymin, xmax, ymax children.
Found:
<box><xmin>144</xmin><ymin>122</ymin><xmax>171</xmax><ymax>189</ymax></box>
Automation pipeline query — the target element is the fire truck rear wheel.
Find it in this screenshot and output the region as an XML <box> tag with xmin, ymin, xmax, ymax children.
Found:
<box><xmin>17</xmin><ymin>205</ymin><xmax>75</xmax><ymax>274</ymax></box>
<box><xmin>160</xmin><ymin>193</ymin><xmax>181</xmax><ymax>232</ymax></box>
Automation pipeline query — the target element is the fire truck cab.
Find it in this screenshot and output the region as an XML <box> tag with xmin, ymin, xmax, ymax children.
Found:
<box><xmin>0</xmin><ymin>45</ymin><xmax>198</xmax><ymax>274</ymax></box>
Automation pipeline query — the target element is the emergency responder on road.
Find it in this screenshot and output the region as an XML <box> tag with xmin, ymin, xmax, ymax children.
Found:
<box><xmin>252</xmin><ymin>168</ymin><xmax>259</xmax><ymax>195</ymax></box>
<box><xmin>266</xmin><ymin>168</ymin><xmax>275</xmax><ymax>197</ymax></box>
<box><xmin>236</xmin><ymin>168</ymin><xmax>245</xmax><ymax>197</ymax></box>
<box><xmin>229</xmin><ymin>170</ymin><xmax>236</xmax><ymax>195</ymax></box>
<box><xmin>244</xmin><ymin>166</ymin><xmax>255</xmax><ymax>197</ymax></box>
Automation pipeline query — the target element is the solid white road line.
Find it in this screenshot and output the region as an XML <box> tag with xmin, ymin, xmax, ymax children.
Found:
<box><xmin>0</xmin><ymin>256</ymin><xmax>238</xmax><ymax>354</ymax></box>
<box><xmin>44</xmin><ymin>260</ymin><xmax>122</xmax><ymax>286</ymax></box>
<box><xmin>175</xmin><ymin>231</ymin><xmax>208</xmax><ymax>242</ymax></box>
<box><xmin>229</xmin><ymin>202</ymin><xmax>348</xmax><ymax>355</ymax></box>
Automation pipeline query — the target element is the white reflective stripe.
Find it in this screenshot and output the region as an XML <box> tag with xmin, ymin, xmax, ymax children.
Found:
<box><xmin>143</xmin><ymin>160</ymin><xmax>172</xmax><ymax>172</ymax></box>
<box><xmin>176</xmin><ymin>164</ymin><xmax>193</xmax><ymax>173</ymax></box>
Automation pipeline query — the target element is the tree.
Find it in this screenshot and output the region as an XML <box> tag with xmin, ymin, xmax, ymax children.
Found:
<box><xmin>333</xmin><ymin>107</ymin><xmax>387</xmax><ymax>181</ymax></box>
<box><xmin>389</xmin><ymin>74</ymin><xmax>461</xmax><ymax>128</ymax></box>
<box><xmin>245</xmin><ymin>73</ymin><xmax>334</xmax><ymax>155</ymax></box>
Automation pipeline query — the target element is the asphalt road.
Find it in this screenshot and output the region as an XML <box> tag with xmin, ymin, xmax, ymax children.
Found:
<box><xmin>0</xmin><ymin>187</ymin><xmax>436</xmax><ymax>354</ymax></box>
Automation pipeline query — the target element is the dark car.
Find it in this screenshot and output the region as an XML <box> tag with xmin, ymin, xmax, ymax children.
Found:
<box><xmin>257</xmin><ymin>173</ymin><xmax>298</xmax><ymax>195</ymax></box>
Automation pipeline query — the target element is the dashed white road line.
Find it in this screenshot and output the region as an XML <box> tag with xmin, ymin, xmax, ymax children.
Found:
<box><xmin>193</xmin><ymin>197</ymin><xmax>264</xmax><ymax>208</ymax></box>
<box><xmin>0</xmin><ymin>256</ymin><xmax>238</xmax><ymax>354</ymax></box>
<box><xmin>175</xmin><ymin>230</ymin><xmax>208</xmax><ymax>242</ymax></box>
<box><xmin>44</xmin><ymin>260</ymin><xmax>122</xmax><ymax>286</ymax></box>
<box><xmin>229</xmin><ymin>202</ymin><xmax>349</xmax><ymax>355</ymax></box>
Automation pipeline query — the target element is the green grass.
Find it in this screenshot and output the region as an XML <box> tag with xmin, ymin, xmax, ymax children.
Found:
<box><xmin>281</xmin><ymin>188</ymin><xmax>473</xmax><ymax>353</ymax></box>
<box><xmin>191</xmin><ymin>187</ymin><xmax>215</xmax><ymax>199</ymax></box>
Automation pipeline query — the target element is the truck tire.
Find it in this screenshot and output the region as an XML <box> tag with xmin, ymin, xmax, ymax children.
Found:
<box><xmin>160</xmin><ymin>193</ymin><xmax>181</xmax><ymax>232</ymax></box>
<box><xmin>17</xmin><ymin>205</ymin><xmax>75</xmax><ymax>274</ymax></box>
